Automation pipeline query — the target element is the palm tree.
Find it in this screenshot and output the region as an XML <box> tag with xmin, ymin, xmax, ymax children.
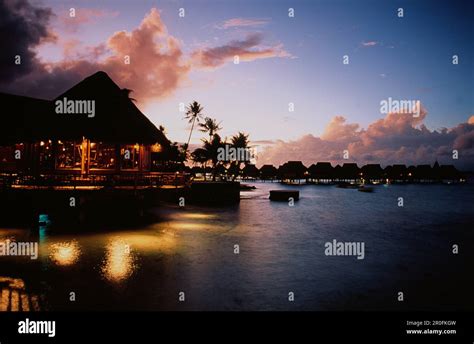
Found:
<box><xmin>202</xmin><ymin>134</ymin><xmax>225</xmax><ymax>181</ymax></box>
<box><xmin>121</xmin><ymin>88</ymin><xmax>137</xmax><ymax>102</ymax></box>
<box><xmin>230</xmin><ymin>132</ymin><xmax>250</xmax><ymax>180</ymax></box>
<box><xmin>191</xmin><ymin>147</ymin><xmax>209</xmax><ymax>180</ymax></box>
<box><xmin>184</xmin><ymin>101</ymin><xmax>204</xmax><ymax>153</ymax></box>
<box><xmin>199</xmin><ymin>117</ymin><xmax>222</xmax><ymax>140</ymax></box>
<box><xmin>158</xmin><ymin>125</ymin><xmax>167</xmax><ymax>134</ymax></box>
<box><xmin>231</xmin><ymin>132</ymin><xmax>249</xmax><ymax>149</ymax></box>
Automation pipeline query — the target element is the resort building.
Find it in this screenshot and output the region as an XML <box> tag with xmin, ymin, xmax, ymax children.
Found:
<box><xmin>0</xmin><ymin>71</ymin><xmax>174</xmax><ymax>184</ymax></box>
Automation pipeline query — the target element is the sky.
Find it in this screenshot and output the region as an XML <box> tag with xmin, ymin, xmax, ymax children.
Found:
<box><xmin>0</xmin><ymin>0</ymin><xmax>473</xmax><ymax>168</ymax></box>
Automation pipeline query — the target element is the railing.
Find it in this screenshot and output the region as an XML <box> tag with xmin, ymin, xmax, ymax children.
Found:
<box><xmin>0</xmin><ymin>172</ymin><xmax>189</xmax><ymax>189</ymax></box>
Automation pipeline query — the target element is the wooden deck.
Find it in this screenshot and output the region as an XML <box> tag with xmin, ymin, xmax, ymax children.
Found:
<box><xmin>0</xmin><ymin>172</ymin><xmax>189</xmax><ymax>190</ymax></box>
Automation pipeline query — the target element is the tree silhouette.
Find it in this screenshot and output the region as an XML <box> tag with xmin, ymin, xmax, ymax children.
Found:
<box><xmin>199</xmin><ymin>117</ymin><xmax>222</xmax><ymax>140</ymax></box>
<box><xmin>184</xmin><ymin>101</ymin><xmax>204</xmax><ymax>154</ymax></box>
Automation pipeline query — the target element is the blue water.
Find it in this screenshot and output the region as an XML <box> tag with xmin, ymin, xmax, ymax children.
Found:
<box><xmin>0</xmin><ymin>183</ymin><xmax>473</xmax><ymax>310</ymax></box>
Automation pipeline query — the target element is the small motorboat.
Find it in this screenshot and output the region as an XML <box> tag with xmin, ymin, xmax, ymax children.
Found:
<box><xmin>336</xmin><ymin>182</ymin><xmax>359</xmax><ymax>189</ymax></box>
<box><xmin>240</xmin><ymin>184</ymin><xmax>256</xmax><ymax>190</ymax></box>
<box><xmin>358</xmin><ymin>185</ymin><xmax>374</xmax><ymax>193</ymax></box>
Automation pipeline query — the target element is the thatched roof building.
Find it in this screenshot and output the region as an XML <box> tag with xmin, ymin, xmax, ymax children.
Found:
<box><xmin>0</xmin><ymin>71</ymin><xmax>170</xmax><ymax>175</ymax></box>
<box><xmin>242</xmin><ymin>164</ymin><xmax>259</xmax><ymax>178</ymax></box>
<box><xmin>259</xmin><ymin>164</ymin><xmax>278</xmax><ymax>179</ymax></box>
<box><xmin>278</xmin><ymin>161</ymin><xmax>307</xmax><ymax>180</ymax></box>
<box><xmin>361</xmin><ymin>164</ymin><xmax>383</xmax><ymax>180</ymax></box>
<box><xmin>308</xmin><ymin>162</ymin><xmax>333</xmax><ymax>180</ymax></box>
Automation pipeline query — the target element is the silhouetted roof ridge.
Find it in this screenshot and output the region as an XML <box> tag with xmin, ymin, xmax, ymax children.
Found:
<box><xmin>0</xmin><ymin>71</ymin><xmax>168</xmax><ymax>145</ymax></box>
<box><xmin>0</xmin><ymin>91</ymin><xmax>49</xmax><ymax>103</ymax></box>
<box><xmin>55</xmin><ymin>70</ymin><xmax>121</xmax><ymax>100</ymax></box>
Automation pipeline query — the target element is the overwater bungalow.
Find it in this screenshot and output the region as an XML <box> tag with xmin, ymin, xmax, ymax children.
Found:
<box><xmin>383</xmin><ymin>164</ymin><xmax>408</xmax><ymax>182</ymax></box>
<box><xmin>242</xmin><ymin>164</ymin><xmax>259</xmax><ymax>179</ymax></box>
<box><xmin>337</xmin><ymin>163</ymin><xmax>360</xmax><ymax>182</ymax></box>
<box><xmin>439</xmin><ymin>165</ymin><xmax>463</xmax><ymax>182</ymax></box>
<box><xmin>259</xmin><ymin>164</ymin><xmax>278</xmax><ymax>181</ymax></box>
<box><xmin>0</xmin><ymin>71</ymin><xmax>183</xmax><ymax>188</ymax></box>
<box><xmin>414</xmin><ymin>164</ymin><xmax>433</xmax><ymax>182</ymax></box>
<box><xmin>308</xmin><ymin>162</ymin><xmax>334</xmax><ymax>183</ymax></box>
<box><xmin>360</xmin><ymin>164</ymin><xmax>384</xmax><ymax>183</ymax></box>
<box><xmin>278</xmin><ymin>161</ymin><xmax>307</xmax><ymax>182</ymax></box>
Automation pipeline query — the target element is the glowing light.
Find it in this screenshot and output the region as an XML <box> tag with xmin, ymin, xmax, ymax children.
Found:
<box><xmin>40</xmin><ymin>141</ymin><xmax>45</xmax><ymax>146</ymax></box>
<box><xmin>101</xmin><ymin>238</ymin><xmax>137</xmax><ymax>283</ymax></box>
<box><xmin>180</xmin><ymin>213</ymin><xmax>216</xmax><ymax>220</ymax></box>
<box><xmin>151</xmin><ymin>144</ymin><xmax>162</xmax><ymax>153</ymax></box>
<box><xmin>49</xmin><ymin>240</ymin><xmax>81</xmax><ymax>266</ymax></box>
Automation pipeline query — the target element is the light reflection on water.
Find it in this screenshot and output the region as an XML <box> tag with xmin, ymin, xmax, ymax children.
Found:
<box><xmin>101</xmin><ymin>238</ymin><xmax>137</xmax><ymax>283</ymax></box>
<box><xmin>0</xmin><ymin>183</ymin><xmax>473</xmax><ymax>310</ymax></box>
<box><xmin>49</xmin><ymin>240</ymin><xmax>81</xmax><ymax>266</ymax></box>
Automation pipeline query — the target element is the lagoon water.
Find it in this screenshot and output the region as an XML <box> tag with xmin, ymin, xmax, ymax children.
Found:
<box><xmin>0</xmin><ymin>182</ymin><xmax>473</xmax><ymax>311</ymax></box>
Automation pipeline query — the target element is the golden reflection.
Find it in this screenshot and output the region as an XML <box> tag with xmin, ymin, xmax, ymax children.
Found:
<box><xmin>101</xmin><ymin>238</ymin><xmax>137</xmax><ymax>283</ymax></box>
<box><xmin>168</xmin><ymin>221</ymin><xmax>223</xmax><ymax>232</ymax></box>
<box><xmin>179</xmin><ymin>213</ymin><xmax>216</xmax><ymax>220</ymax></box>
<box><xmin>49</xmin><ymin>240</ymin><xmax>81</xmax><ymax>266</ymax></box>
<box><xmin>0</xmin><ymin>277</ymin><xmax>40</xmax><ymax>311</ymax></box>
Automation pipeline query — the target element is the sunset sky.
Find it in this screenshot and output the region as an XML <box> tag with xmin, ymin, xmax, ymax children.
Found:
<box><xmin>1</xmin><ymin>0</ymin><xmax>473</xmax><ymax>168</ymax></box>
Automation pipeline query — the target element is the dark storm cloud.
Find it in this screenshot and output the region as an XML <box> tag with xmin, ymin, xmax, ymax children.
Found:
<box><xmin>0</xmin><ymin>0</ymin><xmax>55</xmax><ymax>83</ymax></box>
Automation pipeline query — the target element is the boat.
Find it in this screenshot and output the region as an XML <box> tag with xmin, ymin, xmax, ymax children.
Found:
<box><xmin>358</xmin><ymin>185</ymin><xmax>374</xmax><ymax>193</ymax></box>
<box><xmin>269</xmin><ymin>190</ymin><xmax>299</xmax><ymax>201</ymax></box>
<box><xmin>336</xmin><ymin>182</ymin><xmax>359</xmax><ymax>189</ymax></box>
<box><xmin>240</xmin><ymin>184</ymin><xmax>256</xmax><ymax>190</ymax></box>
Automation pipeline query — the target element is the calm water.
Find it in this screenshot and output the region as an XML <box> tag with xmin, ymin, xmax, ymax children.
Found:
<box><xmin>1</xmin><ymin>183</ymin><xmax>473</xmax><ymax>311</ymax></box>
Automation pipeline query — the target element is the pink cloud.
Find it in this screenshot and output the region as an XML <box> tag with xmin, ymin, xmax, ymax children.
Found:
<box><xmin>321</xmin><ymin>116</ymin><xmax>360</xmax><ymax>141</ymax></box>
<box><xmin>217</xmin><ymin>18</ymin><xmax>270</xmax><ymax>29</ymax></box>
<box><xmin>2</xmin><ymin>8</ymin><xmax>189</xmax><ymax>101</ymax></box>
<box><xmin>60</xmin><ymin>8</ymin><xmax>119</xmax><ymax>33</ymax></box>
<box><xmin>2</xmin><ymin>6</ymin><xmax>291</xmax><ymax>103</ymax></box>
<box><xmin>257</xmin><ymin>110</ymin><xmax>474</xmax><ymax>170</ymax></box>
<box><xmin>192</xmin><ymin>33</ymin><xmax>293</xmax><ymax>68</ymax></box>
<box><xmin>361</xmin><ymin>41</ymin><xmax>378</xmax><ymax>47</ymax></box>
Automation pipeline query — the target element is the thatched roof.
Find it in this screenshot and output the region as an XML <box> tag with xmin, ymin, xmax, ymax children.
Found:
<box><xmin>278</xmin><ymin>161</ymin><xmax>307</xmax><ymax>179</ymax></box>
<box><xmin>338</xmin><ymin>163</ymin><xmax>359</xmax><ymax>178</ymax></box>
<box><xmin>259</xmin><ymin>164</ymin><xmax>278</xmax><ymax>178</ymax></box>
<box><xmin>361</xmin><ymin>164</ymin><xmax>383</xmax><ymax>178</ymax></box>
<box><xmin>0</xmin><ymin>71</ymin><xmax>168</xmax><ymax>145</ymax></box>
<box><xmin>243</xmin><ymin>164</ymin><xmax>259</xmax><ymax>177</ymax></box>
<box><xmin>308</xmin><ymin>162</ymin><xmax>333</xmax><ymax>178</ymax></box>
